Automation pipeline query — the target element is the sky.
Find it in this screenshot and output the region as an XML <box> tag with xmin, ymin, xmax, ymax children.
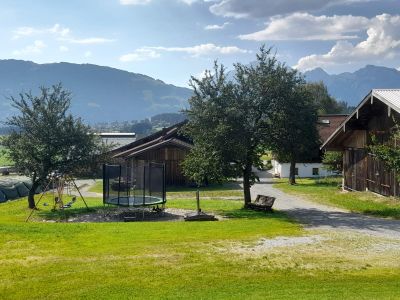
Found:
<box><xmin>0</xmin><ymin>0</ymin><xmax>400</xmax><ymax>87</ymax></box>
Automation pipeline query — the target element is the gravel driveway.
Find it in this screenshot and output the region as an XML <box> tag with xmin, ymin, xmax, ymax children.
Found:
<box><xmin>250</xmin><ymin>170</ymin><xmax>400</xmax><ymax>238</ymax></box>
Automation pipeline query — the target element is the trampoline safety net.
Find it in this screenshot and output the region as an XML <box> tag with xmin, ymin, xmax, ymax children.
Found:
<box><xmin>103</xmin><ymin>163</ymin><xmax>166</xmax><ymax>207</ymax></box>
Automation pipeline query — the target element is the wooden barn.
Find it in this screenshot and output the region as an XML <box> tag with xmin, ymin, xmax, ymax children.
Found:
<box><xmin>111</xmin><ymin>121</ymin><xmax>193</xmax><ymax>186</ymax></box>
<box><xmin>322</xmin><ymin>89</ymin><xmax>400</xmax><ymax>196</ymax></box>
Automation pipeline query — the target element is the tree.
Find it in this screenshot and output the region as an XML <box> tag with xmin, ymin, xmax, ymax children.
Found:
<box><xmin>183</xmin><ymin>46</ymin><xmax>301</xmax><ymax>205</ymax></box>
<box><xmin>129</xmin><ymin>120</ymin><xmax>152</xmax><ymax>136</ymax></box>
<box><xmin>269</xmin><ymin>84</ymin><xmax>320</xmax><ymax>185</ymax></box>
<box><xmin>368</xmin><ymin>125</ymin><xmax>400</xmax><ymax>180</ymax></box>
<box><xmin>2</xmin><ymin>84</ymin><xmax>100</xmax><ymax>209</ymax></box>
<box><xmin>305</xmin><ymin>81</ymin><xmax>350</xmax><ymax>114</ymax></box>
<box><xmin>322</xmin><ymin>151</ymin><xmax>343</xmax><ymax>173</ymax></box>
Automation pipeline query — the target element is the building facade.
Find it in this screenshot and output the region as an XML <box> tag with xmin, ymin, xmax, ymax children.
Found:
<box><xmin>322</xmin><ymin>89</ymin><xmax>400</xmax><ymax>196</ymax></box>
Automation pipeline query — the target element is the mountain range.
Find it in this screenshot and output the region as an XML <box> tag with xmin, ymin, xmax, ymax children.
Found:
<box><xmin>0</xmin><ymin>60</ymin><xmax>193</xmax><ymax>123</ymax></box>
<box><xmin>304</xmin><ymin>65</ymin><xmax>400</xmax><ymax>106</ymax></box>
<box><xmin>1</xmin><ymin>60</ymin><xmax>400</xmax><ymax>124</ymax></box>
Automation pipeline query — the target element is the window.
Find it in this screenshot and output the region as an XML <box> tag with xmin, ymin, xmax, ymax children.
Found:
<box><xmin>312</xmin><ymin>168</ymin><xmax>319</xmax><ymax>176</ymax></box>
<box><xmin>294</xmin><ymin>168</ymin><xmax>299</xmax><ymax>176</ymax></box>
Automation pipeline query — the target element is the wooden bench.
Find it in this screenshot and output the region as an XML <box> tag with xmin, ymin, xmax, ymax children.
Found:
<box><xmin>247</xmin><ymin>195</ymin><xmax>276</xmax><ymax>212</ymax></box>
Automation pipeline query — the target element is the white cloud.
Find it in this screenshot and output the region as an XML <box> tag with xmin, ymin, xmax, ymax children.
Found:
<box><xmin>120</xmin><ymin>0</ymin><xmax>152</xmax><ymax>5</ymax></box>
<box><xmin>204</xmin><ymin>22</ymin><xmax>230</xmax><ymax>30</ymax></box>
<box><xmin>87</xmin><ymin>102</ymin><xmax>100</xmax><ymax>108</ymax></box>
<box><xmin>59</xmin><ymin>45</ymin><xmax>69</xmax><ymax>52</ymax></box>
<box><xmin>12</xmin><ymin>40</ymin><xmax>46</xmax><ymax>56</ymax></box>
<box><xmin>12</xmin><ymin>23</ymin><xmax>114</xmax><ymax>45</ymax></box>
<box><xmin>119</xmin><ymin>48</ymin><xmax>161</xmax><ymax>62</ymax></box>
<box><xmin>13</xmin><ymin>23</ymin><xmax>70</xmax><ymax>40</ymax></box>
<box><xmin>120</xmin><ymin>43</ymin><xmax>249</xmax><ymax>62</ymax></box>
<box><xmin>209</xmin><ymin>0</ymin><xmax>377</xmax><ymax>19</ymax></box>
<box><xmin>147</xmin><ymin>43</ymin><xmax>250</xmax><ymax>56</ymax></box>
<box><xmin>84</xmin><ymin>51</ymin><xmax>92</xmax><ymax>58</ymax></box>
<box><xmin>61</xmin><ymin>37</ymin><xmax>115</xmax><ymax>44</ymax></box>
<box><xmin>295</xmin><ymin>14</ymin><xmax>400</xmax><ymax>70</ymax></box>
<box><xmin>239</xmin><ymin>13</ymin><xmax>370</xmax><ymax>41</ymax></box>
<box><xmin>120</xmin><ymin>0</ymin><xmax>199</xmax><ymax>5</ymax></box>
<box><xmin>178</xmin><ymin>0</ymin><xmax>199</xmax><ymax>4</ymax></box>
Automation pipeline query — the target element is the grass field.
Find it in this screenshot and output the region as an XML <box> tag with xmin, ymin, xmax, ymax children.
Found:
<box><xmin>89</xmin><ymin>180</ymin><xmax>244</xmax><ymax>198</ymax></box>
<box><xmin>1</xmin><ymin>190</ymin><xmax>400</xmax><ymax>299</ymax></box>
<box><xmin>274</xmin><ymin>177</ymin><xmax>400</xmax><ymax>219</ymax></box>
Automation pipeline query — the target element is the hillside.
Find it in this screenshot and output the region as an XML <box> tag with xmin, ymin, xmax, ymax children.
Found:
<box><xmin>0</xmin><ymin>60</ymin><xmax>193</xmax><ymax>123</ymax></box>
<box><xmin>305</xmin><ymin>65</ymin><xmax>400</xmax><ymax>106</ymax></box>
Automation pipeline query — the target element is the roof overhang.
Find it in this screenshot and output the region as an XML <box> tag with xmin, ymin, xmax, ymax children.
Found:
<box><xmin>321</xmin><ymin>89</ymin><xmax>400</xmax><ymax>151</ymax></box>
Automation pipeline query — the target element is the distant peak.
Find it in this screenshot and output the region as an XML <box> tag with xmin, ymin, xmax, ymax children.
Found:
<box><xmin>305</xmin><ymin>67</ymin><xmax>328</xmax><ymax>75</ymax></box>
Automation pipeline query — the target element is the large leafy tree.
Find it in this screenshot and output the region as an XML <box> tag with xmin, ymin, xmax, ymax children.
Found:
<box><xmin>2</xmin><ymin>84</ymin><xmax>100</xmax><ymax>209</ymax></box>
<box><xmin>183</xmin><ymin>47</ymin><xmax>302</xmax><ymax>205</ymax></box>
<box><xmin>269</xmin><ymin>84</ymin><xmax>320</xmax><ymax>185</ymax></box>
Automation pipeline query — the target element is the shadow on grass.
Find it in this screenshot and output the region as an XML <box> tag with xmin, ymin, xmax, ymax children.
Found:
<box><xmin>222</xmin><ymin>208</ymin><xmax>290</xmax><ymax>220</ymax></box>
<box><xmin>36</xmin><ymin>205</ymin><xmax>104</xmax><ymax>220</ymax></box>
<box><xmin>167</xmin><ymin>181</ymin><xmax>242</xmax><ymax>193</ymax></box>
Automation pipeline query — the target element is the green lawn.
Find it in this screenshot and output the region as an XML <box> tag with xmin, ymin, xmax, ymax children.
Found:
<box><xmin>89</xmin><ymin>180</ymin><xmax>244</xmax><ymax>198</ymax></box>
<box><xmin>1</xmin><ymin>192</ymin><xmax>400</xmax><ymax>299</ymax></box>
<box><xmin>275</xmin><ymin>177</ymin><xmax>400</xmax><ymax>219</ymax></box>
<box><xmin>88</xmin><ymin>179</ymin><xmax>103</xmax><ymax>193</ymax></box>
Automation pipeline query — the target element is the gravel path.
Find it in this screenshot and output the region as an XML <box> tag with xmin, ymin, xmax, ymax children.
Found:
<box><xmin>72</xmin><ymin>179</ymin><xmax>102</xmax><ymax>198</ymax></box>
<box><xmin>250</xmin><ymin>170</ymin><xmax>400</xmax><ymax>238</ymax></box>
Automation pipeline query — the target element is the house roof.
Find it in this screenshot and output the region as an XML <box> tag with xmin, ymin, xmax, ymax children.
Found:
<box><xmin>317</xmin><ymin>114</ymin><xmax>348</xmax><ymax>143</ymax></box>
<box><xmin>112</xmin><ymin>120</ymin><xmax>192</xmax><ymax>159</ymax></box>
<box><xmin>321</xmin><ymin>89</ymin><xmax>400</xmax><ymax>150</ymax></box>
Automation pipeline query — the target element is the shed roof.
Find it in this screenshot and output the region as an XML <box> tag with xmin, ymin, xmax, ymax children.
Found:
<box><xmin>112</xmin><ymin>120</ymin><xmax>192</xmax><ymax>159</ymax></box>
<box><xmin>321</xmin><ymin>89</ymin><xmax>400</xmax><ymax>150</ymax></box>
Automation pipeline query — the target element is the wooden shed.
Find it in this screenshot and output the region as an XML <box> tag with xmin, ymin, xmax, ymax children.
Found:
<box><xmin>322</xmin><ymin>89</ymin><xmax>400</xmax><ymax>196</ymax></box>
<box><xmin>111</xmin><ymin>121</ymin><xmax>193</xmax><ymax>186</ymax></box>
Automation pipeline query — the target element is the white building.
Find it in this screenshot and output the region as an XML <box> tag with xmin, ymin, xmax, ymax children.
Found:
<box><xmin>271</xmin><ymin>114</ymin><xmax>347</xmax><ymax>178</ymax></box>
<box><xmin>98</xmin><ymin>133</ymin><xmax>136</xmax><ymax>150</ymax></box>
<box><xmin>271</xmin><ymin>160</ymin><xmax>336</xmax><ymax>178</ymax></box>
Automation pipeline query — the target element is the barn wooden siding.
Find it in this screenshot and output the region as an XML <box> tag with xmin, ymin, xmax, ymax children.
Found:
<box><xmin>343</xmin><ymin>149</ymin><xmax>399</xmax><ymax>196</ymax></box>
<box><xmin>130</xmin><ymin>146</ymin><xmax>189</xmax><ymax>186</ymax></box>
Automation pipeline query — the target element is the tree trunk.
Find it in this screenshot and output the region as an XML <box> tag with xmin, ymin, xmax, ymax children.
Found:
<box><xmin>27</xmin><ymin>181</ymin><xmax>39</xmax><ymax>209</ymax></box>
<box><xmin>289</xmin><ymin>159</ymin><xmax>296</xmax><ymax>185</ymax></box>
<box><xmin>243</xmin><ymin>163</ymin><xmax>252</xmax><ymax>207</ymax></box>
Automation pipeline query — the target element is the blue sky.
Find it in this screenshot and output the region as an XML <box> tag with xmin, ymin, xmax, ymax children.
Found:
<box><xmin>1</xmin><ymin>0</ymin><xmax>400</xmax><ymax>87</ymax></box>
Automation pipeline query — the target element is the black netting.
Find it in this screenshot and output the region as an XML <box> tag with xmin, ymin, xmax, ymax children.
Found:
<box><xmin>103</xmin><ymin>162</ymin><xmax>166</xmax><ymax>207</ymax></box>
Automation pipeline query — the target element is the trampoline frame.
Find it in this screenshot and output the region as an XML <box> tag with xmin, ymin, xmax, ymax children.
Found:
<box><xmin>102</xmin><ymin>162</ymin><xmax>166</xmax><ymax>208</ymax></box>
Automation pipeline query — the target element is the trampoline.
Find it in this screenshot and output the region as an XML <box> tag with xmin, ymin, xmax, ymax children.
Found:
<box><xmin>103</xmin><ymin>162</ymin><xmax>166</xmax><ymax>208</ymax></box>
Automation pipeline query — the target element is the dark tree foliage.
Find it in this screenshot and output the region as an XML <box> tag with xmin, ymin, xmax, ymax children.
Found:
<box><xmin>305</xmin><ymin>81</ymin><xmax>351</xmax><ymax>114</ymax></box>
<box><xmin>183</xmin><ymin>46</ymin><xmax>306</xmax><ymax>205</ymax></box>
<box><xmin>269</xmin><ymin>84</ymin><xmax>320</xmax><ymax>184</ymax></box>
<box><xmin>322</xmin><ymin>151</ymin><xmax>343</xmax><ymax>173</ymax></box>
<box><xmin>151</xmin><ymin>113</ymin><xmax>186</xmax><ymax>125</ymax></box>
<box><xmin>129</xmin><ymin>121</ymin><xmax>153</xmax><ymax>135</ymax></box>
<box><xmin>369</xmin><ymin>125</ymin><xmax>400</xmax><ymax>180</ymax></box>
<box><xmin>2</xmin><ymin>84</ymin><xmax>101</xmax><ymax>209</ymax></box>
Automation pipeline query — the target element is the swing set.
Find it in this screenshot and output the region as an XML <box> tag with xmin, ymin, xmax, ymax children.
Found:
<box><xmin>25</xmin><ymin>172</ymin><xmax>89</xmax><ymax>222</ymax></box>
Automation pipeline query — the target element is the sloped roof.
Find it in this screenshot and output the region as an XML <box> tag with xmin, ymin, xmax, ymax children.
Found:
<box><xmin>317</xmin><ymin>114</ymin><xmax>348</xmax><ymax>143</ymax></box>
<box><xmin>373</xmin><ymin>89</ymin><xmax>400</xmax><ymax>110</ymax></box>
<box><xmin>112</xmin><ymin>120</ymin><xmax>192</xmax><ymax>159</ymax></box>
<box><xmin>321</xmin><ymin>89</ymin><xmax>400</xmax><ymax>150</ymax></box>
